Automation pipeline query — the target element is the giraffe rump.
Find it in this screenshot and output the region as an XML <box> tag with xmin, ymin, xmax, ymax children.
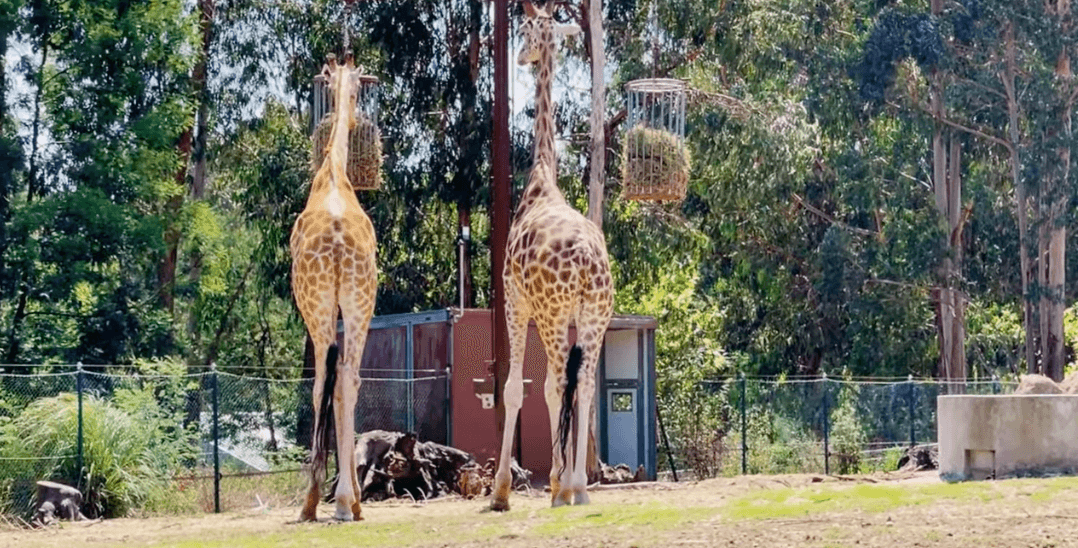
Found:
<box><xmin>311</xmin><ymin>344</ymin><xmax>339</xmax><ymax>481</ymax></box>
<box><xmin>557</xmin><ymin>345</ymin><xmax>583</xmax><ymax>476</ymax></box>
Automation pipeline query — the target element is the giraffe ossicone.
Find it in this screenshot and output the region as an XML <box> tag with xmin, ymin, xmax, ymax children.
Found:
<box><xmin>292</xmin><ymin>52</ymin><xmax>378</xmax><ymax>523</ymax></box>
<box><xmin>490</xmin><ymin>0</ymin><xmax>614</xmax><ymax>512</ymax></box>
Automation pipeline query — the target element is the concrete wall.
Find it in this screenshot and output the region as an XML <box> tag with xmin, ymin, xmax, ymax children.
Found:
<box><xmin>938</xmin><ymin>395</ymin><xmax>1078</xmax><ymax>481</ymax></box>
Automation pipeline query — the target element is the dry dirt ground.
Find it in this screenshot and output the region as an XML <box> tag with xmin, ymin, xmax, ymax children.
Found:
<box><xmin>5</xmin><ymin>471</ymin><xmax>1078</xmax><ymax>548</ymax></box>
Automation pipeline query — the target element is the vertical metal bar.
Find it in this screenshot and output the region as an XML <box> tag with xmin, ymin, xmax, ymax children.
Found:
<box><xmin>822</xmin><ymin>371</ymin><xmax>830</xmax><ymax>475</ymax></box>
<box><xmin>212</xmin><ymin>362</ymin><xmax>220</xmax><ymax>514</ymax></box>
<box><xmin>908</xmin><ymin>374</ymin><xmax>916</xmax><ymax>447</ymax></box>
<box><xmin>406</xmin><ymin>321</ymin><xmax>415</xmax><ymax>433</ymax></box>
<box><xmin>76</xmin><ymin>362</ymin><xmax>84</xmax><ymax>488</ymax></box>
<box><xmin>445</xmin><ymin>365</ymin><xmax>453</xmax><ymax>446</ymax></box>
<box><xmin>655</xmin><ymin>397</ymin><xmax>677</xmax><ymax>482</ymax></box>
<box><xmin>491</xmin><ymin>0</ymin><xmax>512</xmax><ymax>451</ymax></box>
<box><xmin>740</xmin><ymin>372</ymin><xmax>747</xmax><ymax>475</ymax></box>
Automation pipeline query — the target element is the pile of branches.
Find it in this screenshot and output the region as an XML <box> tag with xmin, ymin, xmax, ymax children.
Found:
<box><xmin>352</xmin><ymin>430</ymin><xmax>531</xmax><ymax>502</ymax></box>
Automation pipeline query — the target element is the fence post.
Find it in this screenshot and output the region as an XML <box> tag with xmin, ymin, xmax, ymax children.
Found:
<box><xmin>655</xmin><ymin>398</ymin><xmax>678</xmax><ymax>482</ymax></box>
<box><xmin>445</xmin><ymin>366</ymin><xmax>453</xmax><ymax>446</ymax></box>
<box><xmin>992</xmin><ymin>374</ymin><xmax>1000</xmax><ymax>395</ymax></box>
<box><xmin>740</xmin><ymin>372</ymin><xmax>747</xmax><ymax>475</ymax></box>
<box><xmin>908</xmin><ymin>374</ymin><xmax>916</xmax><ymax>448</ymax></box>
<box><xmin>76</xmin><ymin>362</ymin><xmax>84</xmax><ymax>488</ymax></box>
<box><xmin>211</xmin><ymin>362</ymin><xmax>220</xmax><ymax>514</ymax></box>
<box><xmin>821</xmin><ymin>371</ymin><xmax>829</xmax><ymax>475</ymax></box>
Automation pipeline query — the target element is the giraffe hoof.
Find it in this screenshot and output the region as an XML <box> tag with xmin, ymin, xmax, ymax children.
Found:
<box><xmin>490</xmin><ymin>498</ymin><xmax>511</xmax><ymax>512</ymax></box>
<box><xmin>573</xmin><ymin>491</ymin><xmax>591</xmax><ymax>505</ymax></box>
<box><xmin>550</xmin><ymin>493</ymin><xmax>571</xmax><ymax>508</ymax></box>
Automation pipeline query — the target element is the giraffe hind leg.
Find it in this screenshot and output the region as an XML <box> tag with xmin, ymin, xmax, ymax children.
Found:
<box><xmin>491</xmin><ymin>303</ymin><xmax>529</xmax><ymax>512</ymax></box>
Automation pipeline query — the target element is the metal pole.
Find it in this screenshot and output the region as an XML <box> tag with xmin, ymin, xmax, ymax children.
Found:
<box><xmin>908</xmin><ymin>374</ymin><xmax>916</xmax><ymax>448</ymax></box>
<box><xmin>822</xmin><ymin>371</ymin><xmax>830</xmax><ymax>475</ymax></box>
<box><xmin>212</xmin><ymin>362</ymin><xmax>220</xmax><ymax>514</ymax></box>
<box><xmin>76</xmin><ymin>362</ymin><xmax>84</xmax><ymax>488</ymax></box>
<box><xmin>740</xmin><ymin>372</ymin><xmax>747</xmax><ymax>475</ymax></box>
<box><xmin>491</xmin><ymin>0</ymin><xmax>512</xmax><ymax>454</ymax></box>
<box><xmin>445</xmin><ymin>366</ymin><xmax>453</xmax><ymax>446</ymax></box>
<box><xmin>655</xmin><ymin>398</ymin><xmax>677</xmax><ymax>482</ymax></box>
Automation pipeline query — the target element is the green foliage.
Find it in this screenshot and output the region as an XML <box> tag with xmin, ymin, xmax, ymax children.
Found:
<box><xmin>829</xmin><ymin>380</ymin><xmax>868</xmax><ymax>475</ymax></box>
<box><xmin>0</xmin><ymin>387</ymin><xmax>196</xmax><ymax>518</ymax></box>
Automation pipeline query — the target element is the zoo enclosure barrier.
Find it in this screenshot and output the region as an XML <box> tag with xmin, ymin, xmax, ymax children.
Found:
<box><xmin>0</xmin><ymin>364</ymin><xmax>450</xmax><ymax>516</ymax></box>
<box><xmin>656</xmin><ymin>374</ymin><xmax>1018</xmax><ymax>480</ymax></box>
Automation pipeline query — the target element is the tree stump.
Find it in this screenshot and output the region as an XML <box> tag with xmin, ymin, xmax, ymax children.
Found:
<box><xmin>32</xmin><ymin>481</ymin><xmax>86</xmax><ymax>527</ymax></box>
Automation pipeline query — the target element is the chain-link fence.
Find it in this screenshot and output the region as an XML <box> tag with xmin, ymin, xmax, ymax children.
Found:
<box><xmin>0</xmin><ymin>365</ymin><xmax>450</xmax><ymax>518</ymax></box>
<box><xmin>656</xmin><ymin>376</ymin><xmax>1018</xmax><ymax>481</ymax></box>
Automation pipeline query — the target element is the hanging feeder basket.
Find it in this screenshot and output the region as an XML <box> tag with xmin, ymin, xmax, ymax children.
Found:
<box><xmin>311</xmin><ymin>71</ymin><xmax>383</xmax><ymax>191</ymax></box>
<box><xmin>621</xmin><ymin>78</ymin><xmax>690</xmax><ymax>202</ymax></box>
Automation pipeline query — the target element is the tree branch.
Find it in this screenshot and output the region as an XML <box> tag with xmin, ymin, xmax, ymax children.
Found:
<box><xmin>791</xmin><ymin>193</ymin><xmax>878</xmax><ymax>237</ymax></box>
<box><xmin>914</xmin><ymin>102</ymin><xmax>1013</xmax><ymax>152</ymax></box>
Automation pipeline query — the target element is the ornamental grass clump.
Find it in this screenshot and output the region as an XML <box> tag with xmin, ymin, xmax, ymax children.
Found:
<box><xmin>0</xmin><ymin>391</ymin><xmax>194</xmax><ymax>519</ymax></box>
<box><xmin>622</xmin><ymin>125</ymin><xmax>691</xmax><ymax>201</ymax></box>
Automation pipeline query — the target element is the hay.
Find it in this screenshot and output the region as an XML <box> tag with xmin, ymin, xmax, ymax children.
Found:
<box><xmin>1060</xmin><ymin>371</ymin><xmax>1078</xmax><ymax>394</ymax></box>
<box><xmin>621</xmin><ymin>125</ymin><xmax>690</xmax><ymax>202</ymax></box>
<box><xmin>1014</xmin><ymin>374</ymin><xmax>1063</xmax><ymax>395</ymax></box>
<box><xmin>312</xmin><ymin>113</ymin><xmax>383</xmax><ymax>191</ymax></box>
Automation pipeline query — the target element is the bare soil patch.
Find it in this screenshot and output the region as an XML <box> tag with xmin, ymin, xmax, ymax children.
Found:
<box><xmin>5</xmin><ymin>471</ymin><xmax>1078</xmax><ymax>548</ymax></box>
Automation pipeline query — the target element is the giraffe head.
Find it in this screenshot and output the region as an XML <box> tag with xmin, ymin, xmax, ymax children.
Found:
<box><xmin>517</xmin><ymin>1</ymin><xmax>553</xmax><ymax>66</ymax></box>
<box><xmin>321</xmin><ymin>52</ymin><xmax>364</xmax><ymax>129</ymax></box>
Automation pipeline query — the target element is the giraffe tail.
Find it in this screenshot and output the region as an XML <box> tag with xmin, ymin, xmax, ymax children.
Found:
<box><xmin>312</xmin><ymin>344</ymin><xmax>340</xmax><ymax>482</ymax></box>
<box><xmin>557</xmin><ymin>345</ymin><xmax>584</xmax><ymax>476</ymax></box>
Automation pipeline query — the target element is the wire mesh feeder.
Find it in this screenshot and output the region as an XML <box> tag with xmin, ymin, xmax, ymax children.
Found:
<box><xmin>311</xmin><ymin>71</ymin><xmax>383</xmax><ymax>191</ymax></box>
<box><xmin>621</xmin><ymin>78</ymin><xmax>690</xmax><ymax>202</ymax></box>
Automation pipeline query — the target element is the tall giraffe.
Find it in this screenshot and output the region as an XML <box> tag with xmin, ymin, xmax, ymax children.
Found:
<box><xmin>491</xmin><ymin>1</ymin><xmax>613</xmax><ymax>511</ymax></box>
<box><xmin>292</xmin><ymin>53</ymin><xmax>378</xmax><ymax>522</ymax></box>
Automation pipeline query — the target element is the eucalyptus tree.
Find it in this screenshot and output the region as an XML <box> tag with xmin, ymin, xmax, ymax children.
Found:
<box><xmin>2</xmin><ymin>0</ymin><xmax>198</xmax><ymax>366</ymax></box>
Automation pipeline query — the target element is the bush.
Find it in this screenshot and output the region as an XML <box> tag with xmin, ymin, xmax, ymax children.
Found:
<box><xmin>829</xmin><ymin>382</ymin><xmax>868</xmax><ymax>474</ymax></box>
<box><xmin>0</xmin><ymin>390</ymin><xmax>195</xmax><ymax>518</ymax></box>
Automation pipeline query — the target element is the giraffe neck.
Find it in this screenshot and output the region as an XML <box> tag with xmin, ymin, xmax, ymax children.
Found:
<box><xmin>323</xmin><ymin>75</ymin><xmax>349</xmax><ymax>182</ymax></box>
<box><xmin>517</xmin><ymin>21</ymin><xmax>564</xmax><ymax>215</ymax></box>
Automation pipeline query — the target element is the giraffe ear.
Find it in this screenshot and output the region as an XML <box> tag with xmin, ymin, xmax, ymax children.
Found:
<box><xmin>522</xmin><ymin>0</ymin><xmax>537</xmax><ymax>18</ymax></box>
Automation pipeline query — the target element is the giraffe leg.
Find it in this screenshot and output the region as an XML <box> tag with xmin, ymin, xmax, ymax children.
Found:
<box><xmin>336</xmin><ymin>271</ymin><xmax>374</xmax><ymax>521</ymax></box>
<box><xmin>332</xmin><ymin>360</ymin><xmax>362</xmax><ymax>521</ymax></box>
<box><xmin>300</xmin><ymin>334</ymin><xmax>334</xmax><ymax>522</ymax></box>
<box><xmin>491</xmin><ymin>304</ymin><xmax>529</xmax><ymax>512</ymax></box>
<box><xmin>570</xmin><ymin>297</ymin><xmax>611</xmax><ymax>505</ymax></box>
<box><xmin>543</xmin><ymin>366</ymin><xmax>567</xmax><ymax>505</ymax></box>
<box><xmin>535</xmin><ymin>317</ymin><xmax>573</xmax><ymax>507</ymax></box>
<box><xmin>570</xmin><ymin>355</ymin><xmax>597</xmax><ymax>505</ymax></box>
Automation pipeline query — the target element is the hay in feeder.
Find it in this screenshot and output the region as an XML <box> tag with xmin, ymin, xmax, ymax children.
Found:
<box><xmin>312</xmin><ymin>113</ymin><xmax>383</xmax><ymax>191</ymax></box>
<box><xmin>621</xmin><ymin>125</ymin><xmax>691</xmax><ymax>201</ymax></box>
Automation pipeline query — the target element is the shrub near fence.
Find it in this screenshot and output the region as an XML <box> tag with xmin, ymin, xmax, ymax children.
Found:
<box><xmin>0</xmin><ymin>364</ymin><xmax>450</xmax><ymax>519</ymax></box>
<box><xmin>657</xmin><ymin>375</ymin><xmax>1018</xmax><ymax>480</ymax></box>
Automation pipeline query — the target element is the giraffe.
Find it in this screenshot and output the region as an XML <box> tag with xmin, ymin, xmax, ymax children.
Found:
<box><xmin>292</xmin><ymin>53</ymin><xmax>378</xmax><ymax>522</ymax></box>
<box><xmin>490</xmin><ymin>0</ymin><xmax>614</xmax><ymax>511</ymax></box>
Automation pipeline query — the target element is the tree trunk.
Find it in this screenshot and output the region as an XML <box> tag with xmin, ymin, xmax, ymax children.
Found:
<box><xmin>928</xmin><ymin>0</ymin><xmax>966</xmax><ymax>392</ymax></box>
<box><xmin>1003</xmin><ymin>23</ymin><xmax>1037</xmax><ymax>374</ymax></box>
<box><xmin>1044</xmin><ymin>3</ymin><xmax>1070</xmax><ymax>381</ymax></box>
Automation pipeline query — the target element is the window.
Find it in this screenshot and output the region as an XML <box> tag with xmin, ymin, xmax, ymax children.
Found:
<box><xmin>612</xmin><ymin>391</ymin><xmax>634</xmax><ymax>413</ymax></box>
